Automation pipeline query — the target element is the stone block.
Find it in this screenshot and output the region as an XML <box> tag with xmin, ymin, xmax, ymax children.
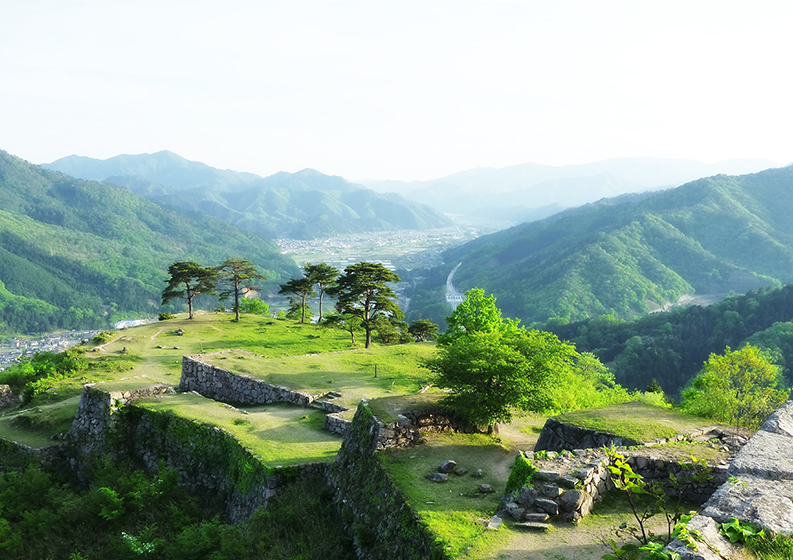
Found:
<box><xmin>535</xmin><ymin>498</ymin><xmax>559</xmax><ymax>516</ymax></box>
<box><xmin>702</xmin><ymin>476</ymin><xmax>793</xmax><ymax>535</ymax></box>
<box><xmin>541</xmin><ymin>484</ymin><xmax>563</xmax><ymax>498</ymax></box>
<box><xmin>729</xmin><ymin>430</ymin><xmax>793</xmax><ymax>480</ymax></box>
<box><xmin>426</xmin><ymin>473</ymin><xmax>448</xmax><ymax>483</ymax></box>
<box><xmin>517</xmin><ymin>486</ymin><xmax>537</xmax><ymax>507</ymax></box>
<box><xmin>439</xmin><ymin>460</ymin><xmax>457</xmax><ymax>473</ymax></box>
<box><xmin>534</xmin><ymin>470</ymin><xmax>560</xmax><ymax>482</ymax></box>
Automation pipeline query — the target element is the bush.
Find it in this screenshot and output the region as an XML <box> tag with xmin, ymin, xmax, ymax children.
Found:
<box><xmin>158</xmin><ymin>312</ymin><xmax>175</xmax><ymax>321</ymax></box>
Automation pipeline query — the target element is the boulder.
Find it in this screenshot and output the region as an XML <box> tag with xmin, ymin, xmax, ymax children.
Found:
<box><xmin>535</xmin><ymin>498</ymin><xmax>559</xmax><ymax>516</ymax></box>
<box><xmin>728</xmin><ymin>430</ymin><xmax>793</xmax><ymax>480</ymax></box>
<box><xmin>478</xmin><ymin>484</ymin><xmax>494</xmax><ymax>494</ymax></box>
<box><xmin>426</xmin><ymin>473</ymin><xmax>449</xmax><ymax>483</ymax></box>
<box><xmin>664</xmin><ymin>515</ymin><xmax>754</xmax><ymax>560</ymax></box>
<box><xmin>701</xmin><ymin>476</ymin><xmax>793</xmax><ymax>535</ymax></box>
<box><xmin>516</xmin><ymin>486</ymin><xmax>538</xmax><ymax>507</ymax></box>
<box><xmin>439</xmin><ymin>460</ymin><xmax>457</xmax><ymax>473</ymax></box>
<box><xmin>472</xmin><ymin>469</ymin><xmax>484</xmax><ymax>478</ymax></box>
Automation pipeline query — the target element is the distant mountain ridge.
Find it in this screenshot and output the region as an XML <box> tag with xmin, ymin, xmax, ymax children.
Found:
<box><xmin>0</xmin><ymin>149</ymin><xmax>298</xmax><ymax>334</ymax></box>
<box><xmin>44</xmin><ymin>152</ymin><xmax>452</xmax><ymax>239</ymax></box>
<box><xmin>363</xmin><ymin>157</ymin><xmax>779</xmax><ymax>223</ymax></box>
<box><xmin>415</xmin><ymin>165</ymin><xmax>793</xmax><ymax>326</ymax></box>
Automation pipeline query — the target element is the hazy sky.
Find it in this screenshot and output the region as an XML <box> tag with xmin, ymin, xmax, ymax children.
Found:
<box><xmin>1</xmin><ymin>1</ymin><xmax>790</xmax><ymax>181</ymax></box>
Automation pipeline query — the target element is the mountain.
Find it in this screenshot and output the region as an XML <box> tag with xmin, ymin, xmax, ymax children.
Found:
<box><xmin>414</xmin><ymin>165</ymin><xmax>793</xmax><ymax>326</ymax></box>
<box><xmin>44</xmin><ymin>153</ymin><xmax>453</xmax><ymax>239</ymax></box>
<box><xmin>363</xmin><ymin>157</ymin><xmax>778</xmax><ymax>222</ymax></box>
<box><xmin>0</xmin><ymin>149</ymin><xmax>298</xmax><ymax>334</ymax></box>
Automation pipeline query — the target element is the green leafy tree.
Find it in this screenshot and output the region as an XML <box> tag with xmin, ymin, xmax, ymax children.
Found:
<box><xmin>438</xmin><ymin>288</ymin><xmax>518</xmax><ymax>345</ymax></box>
<box><xmin>161</xmin><ymin>261</ymin><xmax>217</xmax><ymax>319</ymax></box>
<box><xmin>215</xmin><ymin>258</ymin><xmax>266</xmax><ymax>321</ymax></box>
<box><xmin>304</xmin><ymin>262</ymin><xmax>339</xmax><ymax>323</ymax></box>
<box><xmin>321</xmin><ymin>312</ymin><xmax>363</xmax><ymax>345</ymax></box>
<box><xmin>408</xmin><ymin>319</ymin><xmax>439</xmax><ymax>342</ymax></box>
<box><xmin>329</xmin><ymin>262</ymin><xmax>402</xmax><ymax>348</ymax></box>
<box><xmin>681</xmin><ymin>345</ymin><xmax>788</xmax><ymax>429</ymax></box>
<box><xmin>279</xmin><ymin>277</ymin><xmax>316</xmax><ymax>324</ymax></box>
<box><xmin>423</xmin><ymin>328</ymin><xmax>577</xmax><ymax>433</ymax></box>
<box><xmin>238</xmin><ymin>297</ymin><xmax>269</xmax><ymax>315</ymax></box>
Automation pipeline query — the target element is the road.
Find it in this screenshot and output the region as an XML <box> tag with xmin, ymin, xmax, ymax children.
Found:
<box><xmin>445</xmin><ymin>262</ymin><xmax>464</xmax><ymax>309</ymax></box>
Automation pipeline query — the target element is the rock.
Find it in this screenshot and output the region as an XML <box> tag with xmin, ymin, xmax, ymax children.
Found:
<box><xmin>761</xmin><ymin>400</ymin><xmax>793</xmax><ymax>437</ymax></box>
<box><xmin>478</xmin><ymin>484</ymin><xmax>493</xmax><ymax>494</ymax></box>
<box><xmin>487</xmin><ymin>515</ymin><xmax>502</xmax><ymax>530</ymax></box>
<box><xmin>439</xmin><ymin>460</ymin><xmax>457</xmax><ymax>473</ymax></box>
<box><xmin>665</xmin><ymin>515</ymin><xmax>752</xmax><ymax>560</ymax></box>
<box><xmin>426</xmin><ymin>473</ymin><xmax>449</xmax><ymax>483</ymax></box>
<box><xmin>559</xmin><ymin>475</ymin><xmax>579</xmax><ymax>488</ymax></box>
<box><xmin>505</xmin><ymin>502</ymin><xmax>525</xmax><ymax>520</ymax></box>
<box><xmin>516</xmin><ymin>486</ymin><xmax>538</xmax><ymax>507</ymax></box>
<box><xmin>541</xmin><ymin>484</ymin><xmax>563</xmax><ymax>498</ymax></box>
<box><xmin>701</xmin><ymin>476</ymin><xmax>793</xmax><ymax>534</ymax></box>
<box><xmin>514</xmin><ymin>521</ymin><xmax>550</xmax><ymax>530</ymax></box>
<box><xmin>559</xmin><ymin>489</ymin><xmax>591</xmax><ymax>513</ymax></box>
<box><xmin>524</xmin><ymin>512</ymin><xmax>549</xmax><ymax>522</ymax></box>
<box><xmin>472</xmin><ymin>469</ymin><xmax>484</xmax><ymax>478</ymax></box>
<box><xmin>454</xmin><ymin>466</ymin><xmax>468</xmax><ymax>476</ymax></box>
<box><xmin>729</xmin><ymin>430</ymin><xmax>793</xmax><ymax>480</ymax></box>
<box><xmin>535</xmin><ymin>498</ymin><xmax>559</xmax><ymax>516</ymax></box>
<box><xmin>534</xmin><ymin>470</ymin><xmax>560</xmax><ymax>482</ymax></box>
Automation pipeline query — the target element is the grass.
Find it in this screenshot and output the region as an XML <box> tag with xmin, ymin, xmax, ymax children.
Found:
<box><xmin>554</xmin><ymin>401</ymin><xmax>718</xmax><ymax>442</ymax></box>
<box><xmin>198</xmin><ymin>343</ymin><xmax>440</xmax><ymax>412</ymax></box>
<box><xmin>379</xmin><ymin>432</ymin><xmax>513</xmax><ymax>557</ymax></box>
<box><xmin>136</xmin><ymin>392</ymin><xmax>343</xmax><ymax>466</ymax></box>
<box><xmin>0</xmin><ymin>395</ymin><xmax>81</xmax><ymax>447</ymax></box>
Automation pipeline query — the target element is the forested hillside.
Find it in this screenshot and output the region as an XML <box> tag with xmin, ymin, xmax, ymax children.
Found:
<box><xmin>45</xmin><ymin>152</ymin><xmax>452</xmax><ymax>239</ymax></box>
<box><xmin>423</xmin><ymin>166</ymin><xmax>793</xmax><ymax>325</ymax></box>
<box><xmin>549</xmin><ymin>284</ymin><xmax>793</xmax><ymax>396</ymax></box>
<box><xmin>0</xmin><ymin>150</ymin><xmax>298</xmax><ymax>333</ymax></box>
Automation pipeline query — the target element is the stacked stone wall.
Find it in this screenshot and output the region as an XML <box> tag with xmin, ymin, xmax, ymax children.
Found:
<box><xmin>0</xmin><ymin>384</ymin><xmax>17</xmax><ymax>409</ymax></box>
<box><xmin>180</xmin><ymin>355</ymin><xmax>318</xmax><ymax>406</ymax></box>
<box><xmin>330</xmin><ymin>402</ymin><xmax>450</xmax><ymax>560</ymax></box>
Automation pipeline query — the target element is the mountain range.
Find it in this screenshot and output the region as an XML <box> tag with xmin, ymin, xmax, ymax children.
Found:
<box><xmin>43</xmin><ymin>152</ymin><xmax>452</xmax><ymax>239</ymax></box>
<box><xmin>0</xmin><ymin>149</ymin><xmax>298</xmax><ymax>333</ymax></box>
<box><xmin>363</xmin><ymin>157</ymin><xmax>778</xmax><ymax>224</ymax></box>
<box><xmin>411</xmin><ymin>165</ymin><xmax>793</xmax><ymax>327</ymax></box>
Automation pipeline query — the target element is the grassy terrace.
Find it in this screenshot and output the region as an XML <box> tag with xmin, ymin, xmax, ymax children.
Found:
<box><xmin>137</xmin><ymin>393</ymin><xmax>343</xmax><ymax>466</ymax></box>
<box><xmin>554</xmin><ymin>401</ymin><xmax>718</xmax><ymax>442</ymax></box>
<box><xmin>199</xmin><ymin>344</ymin><xmax>440</xmax><ymax>414</ymax></box>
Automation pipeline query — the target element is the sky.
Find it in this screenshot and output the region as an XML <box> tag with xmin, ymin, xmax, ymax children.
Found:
<box><xmin>1</xmin><ymin>1</ymin><xmax>791</xmax><ymax>181</ymax></box>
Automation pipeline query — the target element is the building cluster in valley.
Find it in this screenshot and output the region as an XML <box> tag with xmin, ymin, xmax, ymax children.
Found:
<box><xmin>0</xmin><ymin>330</ymin><xmax>100</xmax><ymax>370</ymax></box>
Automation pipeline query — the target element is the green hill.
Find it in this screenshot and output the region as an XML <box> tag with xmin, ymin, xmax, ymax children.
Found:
<box><xmin>45</xmin><ymin>152</ymin><xmax>453</xmax><ymax>239</ymax></box>
<box><xmin>428</xmin><ymin>166</ymin><xmax>793</xmax><ymax>325</ymax></box>
<box><xmin>0</xmin><ymin>149</ymin><xmax>298</xmax><ymax>333</ymax></box>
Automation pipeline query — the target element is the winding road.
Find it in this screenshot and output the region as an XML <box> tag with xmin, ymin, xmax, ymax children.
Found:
<box><xmin>445</xmin><ymin>262</ymin><xmax>464</xmax><ymax>309</ymax></box>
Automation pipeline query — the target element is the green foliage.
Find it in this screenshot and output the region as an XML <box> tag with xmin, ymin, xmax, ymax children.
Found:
<box><xmin>603</xmin><ymin>446</ymin><xmax>712</xmax><ymax>556</ymax></box>
<box><xmin>238</xmin><ymin>297</ymin><xmax>269</xmax><ymax>315</ymax></box>
<box><xmin>681</xmin><ymin>345</ymin><xmax>788</xmax><ymax>429</ymax></box>
<box><xmin>433</xmin><ymin>167</ymin><xmax>793</xmax><ymax>328</ymax></box>
<box><xmin>719</xmin><ymin>518</ymin><xmax>764</xmax><ymax>543</ymax></box>
<box><xmin>330</xmin><ymin>262</ymin><xmax>403</xmax><ymax>348</ymax></box>
<box><xmin>280</xmin><ymin>276</ymin><xmax>316</xmax><ymax>324</ymax></box>
<box><xmin>551</xmin><ymin>283</ymin><xmax>793</xmax><ymax>395</ymax></box>
<box><xmin>0</xmin><ymin>349</ymin><xmax>87</xmax><ymax>403</ymax></box>
<box><xmin>408</xmin><ymin>319</ymin><xmax>439</xmax><ymax>342</ymax></box>
<box><xmin>504</xmin><ymin>451</ymin><xmax>538</xmax><ymax>493</ymax></box>
<box><xmin>0</xmin><ymin>149</ymin><xmax>297</xmax><ymax>334</ymax></box>
<box><xmin>162</xmin><ymin>261</ymin><xmax>218</xmax><ymax>320</ymax></box>
<box><xmin>303</xmin><ymin>262</ymin><xmax>339</xmax><ymax>323</ymax></box>
<box><xmin>93</xmin><ymin>331</ymin><xmax>116</xmax><ymax>344</ymax></box>
<box><xmin>215</xmin><ymin>258</ymin><xmax>266</xmax><ymax>321</ymax></box>
<box><xmin>158</xmin><ymin>312</ymin><xmax>175</xmax><ymax>321</ymax></box>
<box><xmin>425</xmin><ymin>327</ymin><xmax>577</xmax><ymax>428</ymax></box>
<box><xmin>437</xmin><ymin>288</ymin><xmax>518</xmax><ymax>345</ymax></box>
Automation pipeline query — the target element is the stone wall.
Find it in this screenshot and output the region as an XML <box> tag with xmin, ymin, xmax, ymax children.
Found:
<box><xmin>64</xmin><ymin>382</ymin><xmax>328</xmax><ymax>524</ymax></box>
<box><xmin>180</xmin><ymin>354</ymin><xmax>343</xmax><ymax>409</ymax></box>
<box><xmin>330</xmin><ymin>402</ymin><xmax>450</xmax><ymax>560</ymax></box>
<box><xmin>499</xmin><ymin>448</ymin><xmax>726</xmax><ymax>525</ymax></box>
<box><xmin>535</xmin><ymin>416</ymin><xmax>721</xmax><ymax>452</ymax></box>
